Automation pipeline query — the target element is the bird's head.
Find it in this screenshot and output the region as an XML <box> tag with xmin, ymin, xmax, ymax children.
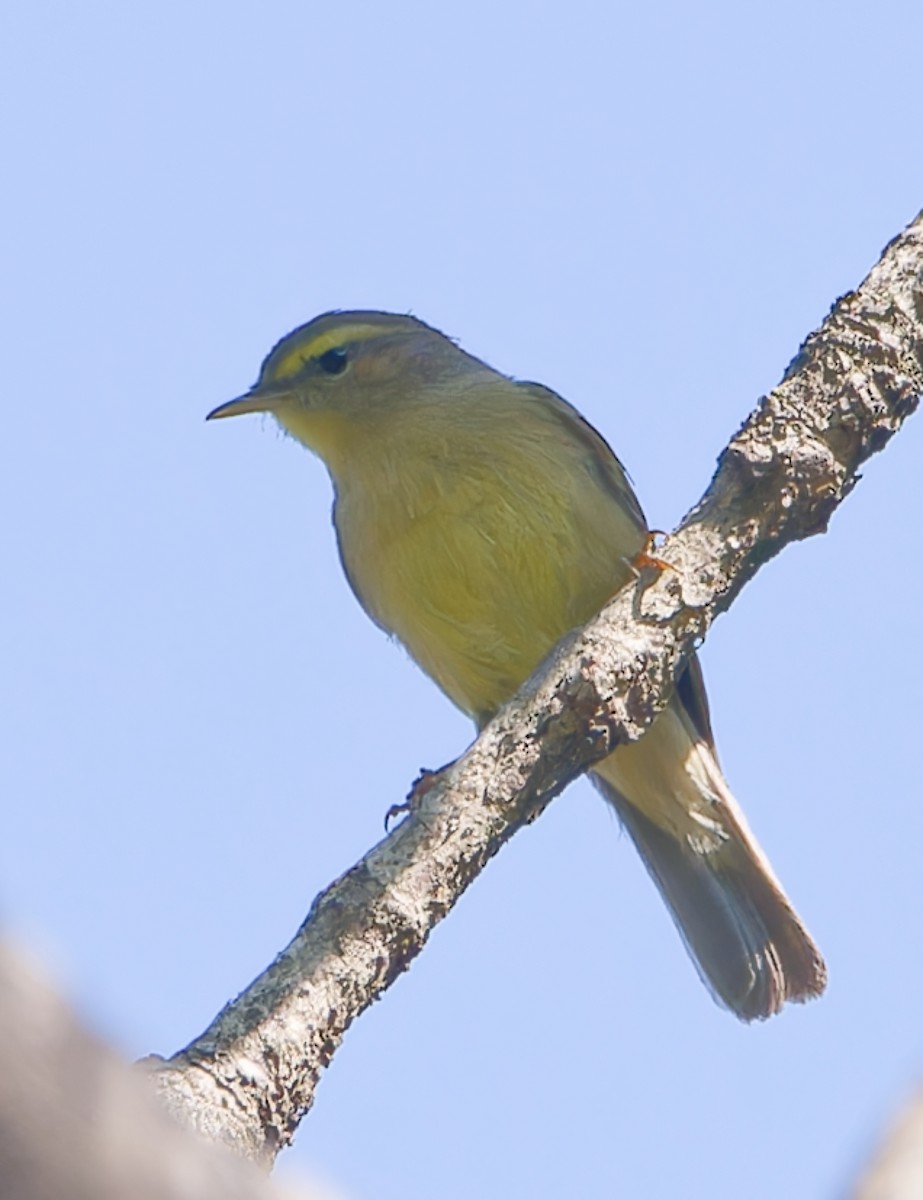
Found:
<box><xmin>207</xmin><ymin>310</ymin><xmax>492</xmax><ymax>463</ymax></box>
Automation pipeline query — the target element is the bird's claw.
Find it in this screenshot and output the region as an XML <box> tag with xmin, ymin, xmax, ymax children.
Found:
<box><xmin>383</xmin><ymin>766</ymin><xmax>444</xmax><ymax>831</ymax></box>
<box><xmin>632</xmin><ymin>530</ymin><xmax>674</xmax><ymax>574</ymax></box>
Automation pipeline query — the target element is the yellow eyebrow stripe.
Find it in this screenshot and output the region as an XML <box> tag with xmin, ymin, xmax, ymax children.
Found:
<box><xmin>264</xmin><ymin>324</ymin><xmax>388</xmax><ymax>384</ymax></box>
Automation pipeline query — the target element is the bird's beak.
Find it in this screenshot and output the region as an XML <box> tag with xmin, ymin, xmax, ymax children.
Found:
<box><xmin>206</xmin><ymin>385</ymin><xmax>294</xmax><ymax>421</ymax></box>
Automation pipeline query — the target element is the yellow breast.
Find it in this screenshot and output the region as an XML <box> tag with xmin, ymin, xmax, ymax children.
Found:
<box><xmin>325</xmin><ymin>394</ymin><xmax>645</xmax><ymax>724</ymax></box>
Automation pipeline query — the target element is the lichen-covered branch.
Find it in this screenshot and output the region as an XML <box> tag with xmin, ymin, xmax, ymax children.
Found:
<box><xmin>151</xmin><ymin>211</ymin><xmax>923</xmax><ymax>1164</ymax></box>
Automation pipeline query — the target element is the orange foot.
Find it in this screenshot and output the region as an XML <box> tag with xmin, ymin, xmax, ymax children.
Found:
<box><xmin>384</xmin><ymin>765</ymin><xmax>448</xmax><ymax>831</ymax></box>
<box><xmin>632</xmin><ymin>530</ymin><xmax>673</xmax><ymax>574</ymax></box>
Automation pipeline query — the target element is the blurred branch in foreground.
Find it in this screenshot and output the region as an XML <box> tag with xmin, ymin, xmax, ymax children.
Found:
<box><xmin>0</xmin><ymin>940</ymin><xmax>324</xmax><ymax>1200</ymax></box>
<box><xmin>855</xmin><ymin>1084</ymin><xmax>923</xmax><ymax>1200</ymax></box>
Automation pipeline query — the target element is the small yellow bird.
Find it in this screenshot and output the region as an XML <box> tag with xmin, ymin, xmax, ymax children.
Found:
<box><xmin>208</xmin><ymin>310</ymin><xmax>826</xmax><ymax>1020</ymax></box>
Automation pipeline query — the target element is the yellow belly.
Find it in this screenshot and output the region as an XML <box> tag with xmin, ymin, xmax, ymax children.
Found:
<box><xmin>333</xmin><ymin>424</ymin><xmax>644</xmax><ymax>723</ymax></box>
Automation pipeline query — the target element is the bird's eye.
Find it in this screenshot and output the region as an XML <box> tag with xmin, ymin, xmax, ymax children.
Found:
<box><xmin>317</xmin><ymin>347</ymin><xmax>349</xmax><ymax>375</ymax></box>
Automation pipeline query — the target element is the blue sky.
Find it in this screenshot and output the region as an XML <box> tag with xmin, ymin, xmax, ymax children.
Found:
<box><xmin>2</xmin><ymin>2</ymin><xmax>922</xmax><ymax>1197</ymax></box>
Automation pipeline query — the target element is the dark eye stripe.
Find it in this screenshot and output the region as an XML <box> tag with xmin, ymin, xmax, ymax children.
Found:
<box><xmin>317</xmin><ymin>347</ymin><xmax>348</xmax><ymax>375</ymax></box>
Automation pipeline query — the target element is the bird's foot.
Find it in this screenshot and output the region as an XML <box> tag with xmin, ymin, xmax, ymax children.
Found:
<box><xmin>632</xmin><ymin>530</ymin><xmax>673</xmax><ymax>574</ymax></box>
<box><xmin>384</xmin><ymin>764</ymin><xmax>449</xmax><ymax>831</ymax></box>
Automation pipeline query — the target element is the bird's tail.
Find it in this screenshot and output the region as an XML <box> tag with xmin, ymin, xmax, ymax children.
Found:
<box><xmin>593</xmin><ymin>718</ymin><xmax>826</xmax><ymax>1021</ymax></box>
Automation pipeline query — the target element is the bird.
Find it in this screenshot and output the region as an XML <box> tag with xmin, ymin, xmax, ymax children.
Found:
<box><xmin>207</xmin><ymin>309</ymin><xmax>826</xmax><ymax>1020</ymax></box>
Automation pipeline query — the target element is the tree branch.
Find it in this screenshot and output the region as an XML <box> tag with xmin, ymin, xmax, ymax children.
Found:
<box><xmin>151</xmin><ymin>211</ymin><xmax>923</xmax><ymax>1163</ymax></box>
<box><xmin>854</xmin><ymin>1083</ymin><xmax>923</xmax><ymax>1200</ymax></box>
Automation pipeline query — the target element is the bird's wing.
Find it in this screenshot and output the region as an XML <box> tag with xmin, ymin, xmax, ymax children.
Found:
<box><xmin>520</xmin><ymin>382</ymin><xmax>715</xmax><ymax>757</ymax></box>
<box><xmin>517</xmin><ymin>382</ymin><xmax>648</xmax><ymax>532</ymax></box>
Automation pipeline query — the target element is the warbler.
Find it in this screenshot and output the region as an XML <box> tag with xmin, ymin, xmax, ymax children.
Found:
<box><xmin>207</xmin><ymin>310</ymin><xmax>826</xmax><ymax>1020</ymax></box>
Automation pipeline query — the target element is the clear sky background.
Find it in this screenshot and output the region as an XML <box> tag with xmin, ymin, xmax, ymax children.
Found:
<box><xmin>2</xmin><ymin>3</ymin><xmax>922</xmax><ymax>1198</ymax></box>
